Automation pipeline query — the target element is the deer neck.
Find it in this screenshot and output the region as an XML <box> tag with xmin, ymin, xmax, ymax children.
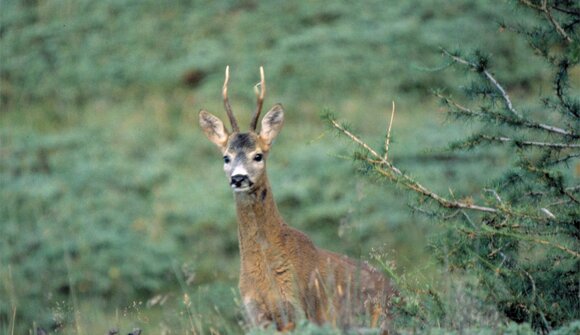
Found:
<box><xmin>234</xmin><ymin>175</ymin><xmax>284</xmax><ymax>257</ymax></box>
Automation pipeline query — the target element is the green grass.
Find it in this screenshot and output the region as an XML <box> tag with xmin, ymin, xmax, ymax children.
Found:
<box><xmin>1</xmin><ymin>0</ymin><xmax>573</xmax><ymax>334</ymax></box>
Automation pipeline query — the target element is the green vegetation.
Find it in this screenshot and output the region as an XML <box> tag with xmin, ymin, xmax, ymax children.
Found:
<box><xmin>0</xmin><ymin>0</ymin><xmax>577</xmax><ymax>334</ymax></box>
<box><xmin>326</xmin><ymin>0</ymin><xmax>579</xmax><ymax>333</ymax></box>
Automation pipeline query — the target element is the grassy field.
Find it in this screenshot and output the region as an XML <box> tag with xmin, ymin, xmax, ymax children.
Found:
<box><xmin>1</xmin><ymin>1</ymin><xmax>574</xmax><ymax>334</ymax></box>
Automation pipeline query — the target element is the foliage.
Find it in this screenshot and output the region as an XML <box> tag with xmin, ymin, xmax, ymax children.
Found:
<box><xmin>0</xmin><ymin>125</ymin><xmax>177</xmax><ymax>327</ymax></box>
<box><xmin>1</xmin><ymin>0</ymin><xmax>577</xmax><ymax>334</ymax></box>
<box><xmin>328</xmin><ymin>0</ymin><xmax>579</xmax><ymax>333</ymax></box>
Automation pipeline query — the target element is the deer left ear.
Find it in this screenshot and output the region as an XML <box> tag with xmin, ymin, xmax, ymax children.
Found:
<box><xmin>259</xmin><ymin>104</ymin><xmax>284</xmax><ymax>150</ymax></box>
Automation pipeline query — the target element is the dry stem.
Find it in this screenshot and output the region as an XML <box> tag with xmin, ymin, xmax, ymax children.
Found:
<box><xmin>481</xmin><ymin>135</ymin><xmax>580</xmax><ymax>149</ymax></box>
<box><xmin>383</xmin><ymin>101</ymin><xmax>396</xmax><ymax>163</ymax></box>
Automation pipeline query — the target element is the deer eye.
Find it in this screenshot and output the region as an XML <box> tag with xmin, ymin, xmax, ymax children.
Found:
<box><xmin>223</xmin><ymin>156</ymin><xmax>231</xmax><ymax>164</ymax></box>
<box><xmin>253</xmin><ymin>153</ymin><xmax>263</xmax><ymax>162</ymax></box>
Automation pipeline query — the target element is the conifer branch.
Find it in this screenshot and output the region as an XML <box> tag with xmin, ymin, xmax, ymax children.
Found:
<box><xmin>437</xmin><ymin>93</ymin><xmax>577</xmax><ymax>137</ymax></box>
<box><xmin>554</xmin><ymin>60</ymin><xmax>579</xmax><ymax>119</ymax></box>
<box><xmin>461</xmin><ymin>225</ymin><xmax>580</xmax><ymax>258</ymax></box>
<box><xmin>441</xmin><ymin>49</ymin><xmax>522</xmax><ymax>118</ymax></box>
<box><xmin>329</xmin><ymin>112</ymin><xmax>565</xmax><ymax>224</ymax></box>
<box><xmin>330</xmin><ymin>116</ymin><xmax>499</xmax><ymax>214</ymax></box>
<box><xmin>519</xmin><ymin>0</ymin><xmax>574</xmax><ymax>43</ymax></box>
<box><xmin>524</xmin><ymin>164</ymin><xmax>580</xmax><ymax>204</ymax></box>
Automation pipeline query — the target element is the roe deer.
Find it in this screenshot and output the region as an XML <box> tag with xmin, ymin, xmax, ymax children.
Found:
<box><xmin>199</xmin><ymin>66</ymin><xmax>396</xmax><ymax>333</ymax></box>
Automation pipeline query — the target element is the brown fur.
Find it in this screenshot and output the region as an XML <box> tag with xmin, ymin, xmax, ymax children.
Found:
<box><xmin>234</xmin><ymin>176</ymin><xmax>395</xmax><ymax>331</ymax></box>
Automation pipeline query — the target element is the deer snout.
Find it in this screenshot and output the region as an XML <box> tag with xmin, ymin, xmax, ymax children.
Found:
<box><xmin>231</xmin><ymin>174</ymin><xmax>250</xmax><ymax>188</ymax></box>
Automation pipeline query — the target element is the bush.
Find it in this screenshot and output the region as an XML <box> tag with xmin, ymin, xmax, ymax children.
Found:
<box><xmin>0</xmin><ymin>127</ymin><xmax>176</xmax><ymax>327</ymax></box>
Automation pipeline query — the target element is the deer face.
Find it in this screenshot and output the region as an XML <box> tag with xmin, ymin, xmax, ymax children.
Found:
<box><xmin>199</xmin><ymin>66</ymin><xmax>284</xmax><ymax>192</ymax></box>
<box><xmin>199</xmin><ymin>104</ymin><xmax>284</xmax><ymax>192</ymax></box>
<box><xmin>222</xmin><ymin>132</ymin><xmax>266</xmax><ymax>192</ymax></box>
<box><xmin>199</xmin><ymin>67</ymin><xmax>283</xmax><ymax>192</ymax></box>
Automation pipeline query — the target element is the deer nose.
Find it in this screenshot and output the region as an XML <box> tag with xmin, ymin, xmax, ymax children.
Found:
<box><xmin>231</xmin><ymin>174</ymin><xmax>248</xmax><ymax>187</ymax></box>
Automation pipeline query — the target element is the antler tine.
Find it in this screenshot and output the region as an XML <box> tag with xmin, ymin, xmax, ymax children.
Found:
<box><xmin>223</xmin><ymin>65</ymin><xmax>239</xmax><ymax>132</ymax></box>
<box><xmin>250</xmin><ymin>66</ymin><xmax>266</xmax><ymax>131</ymax></box>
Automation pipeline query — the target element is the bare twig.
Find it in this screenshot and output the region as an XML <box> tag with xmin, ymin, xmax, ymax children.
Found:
<box><xmin>461</xmin><ymin>210</ymin><xmax>477</xmax><ymax>229</ymax></box>
<box><xmin>383</xmin><ymin>101</ymin><xmax>396</xmax><ymax>162</ymax></box>
<box><xmin>540</xmin><ymin>208</ymin><xmax>556</xmax><ymax>219</ymax></box>
<box><xmin>484</xmin><ymin>189</ymin><xmax>503</xmax><ymax>203</ymax></box>
<box><xmin>480</xmin><ymin>135</ymin><xmax>580</xmax><ymax>149</ymax></box>
<box><xmin>330</xmin><ymin>119</ymin><xmax>384</xmax><ymax>160</ymax></box>
<box><xmin>10</xmin><ymin>306</ymin><xmax>16</xmax><ymax>335</ymax></box>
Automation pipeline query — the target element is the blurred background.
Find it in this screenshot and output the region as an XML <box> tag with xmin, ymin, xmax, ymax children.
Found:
<box><xmin>0</xmin><ymin>0</ymin><xmax>556</xmax><ymax>333</ymax></box>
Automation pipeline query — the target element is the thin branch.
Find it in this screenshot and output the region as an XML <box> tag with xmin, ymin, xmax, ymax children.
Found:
<box><xmin>519</xmin><ymin>0</ymin><xmax>573</xmax><ymax>43</ymax></box>
<box><xmin>542</xmin><ymin>0</ymin><xmax>574</xmax><ymax>44</ymax></box>
<box><xmin>442</xmin><ymin>49</ymin><xmax>521</xmax><ymax>118</ymax></box>
<box><xmin>461</xmin><ymin>210</ymin><xmax>477</xmax><ymax>229</ymax></box>
<box><xmin>534</xmin><ymin>120</ymin><xmax>576</xmax><ymax>136</ymax></box>
<box><xmin>540</xmin><ymin>208</ymin><xmax>556</xmax><ymax>219</ymax></box>
<box><xmin>480</xmin><ymin>135</ymin><xmax>580</xmax><ymax>149</ymax></box>
<box><xmin>551</xmin><ymin>4</ymin><xmax>580</xmax><ymax>16</ymax></box>
<box><xmin>383</xmin><ymin>101</ymin><xmax>396</xmax><ymax>162</ymax></box>
<box><xmin>516</xmin><ymin>233</ymin><xmax>580</xmax><ymax>258</ymax></box>
<box><xmin>330</xmin><ymin>119</ymin><xmax>383</xmax><ymax>160</ymax></box>
<box><xmin>521</xmin><ymin>267</ymin><xmax>552</xmax><ymax>332</ymax></box>
<box><xmin>525</xmin><ymin>164</ymin><xmax>580</xmax><ymax>204</ymax></box>
<box><xmin>484</xmin><ymin>188</ymin><xmax>503</xmax><ymax>203</ymax></box>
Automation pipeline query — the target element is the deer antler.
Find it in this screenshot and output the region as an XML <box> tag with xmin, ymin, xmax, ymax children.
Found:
<box><xmin>223</xmin><ymin>65</ymin><xmax>239</xmax><ymax>132</ymax></box>
<box><xmin>250</xmin><ymin>66</ymin><xmax>266</xmax><ymax>131</ymax></box>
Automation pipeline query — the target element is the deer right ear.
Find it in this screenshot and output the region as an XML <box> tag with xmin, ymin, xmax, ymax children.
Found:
<box><xmin>199</xmin><ymin>110</ymin><xmax>229</xmax><ymax>149</ymax></box>
<box><xmin>259</xmin><ymin>104</ymin><xmax>284</xmax><ymax>151</ymax></box>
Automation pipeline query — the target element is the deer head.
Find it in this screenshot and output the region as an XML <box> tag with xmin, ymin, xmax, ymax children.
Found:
<box><xmin>199</xmin><ymin>66</ymin><xmax>284</xmax><ymax>192</ymax></box>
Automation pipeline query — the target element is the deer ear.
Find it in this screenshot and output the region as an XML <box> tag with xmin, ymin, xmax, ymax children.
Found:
<box><xmin>259</xmin><ymin>104</ymin><xmax>284</xmax><ymax>150</ymax></box>
<box><xmin>199</xmin><ymin>110</ymin><xmax>229</xmax><ymax>149</ymax></box>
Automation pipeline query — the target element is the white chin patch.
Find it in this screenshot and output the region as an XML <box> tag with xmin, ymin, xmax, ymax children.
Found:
<box><xmin>232</xmin><ymin>186</ymin><xmax>251</xmax><ymax>192</ymax></box>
